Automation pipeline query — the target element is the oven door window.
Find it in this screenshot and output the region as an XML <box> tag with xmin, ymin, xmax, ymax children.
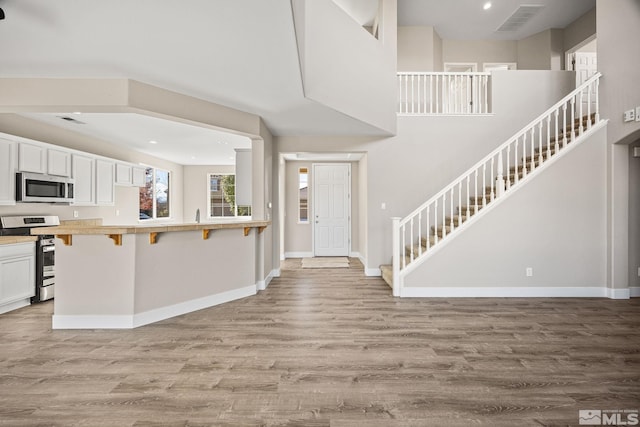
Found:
<box><xmin>42</xmin><ymin>245</ymin><xmax>55</xmax><ymax>274</ymax></box>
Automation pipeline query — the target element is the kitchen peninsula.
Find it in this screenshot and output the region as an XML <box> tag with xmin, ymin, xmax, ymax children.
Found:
<box><xmin>31</xmin><ymin>220</ymin><xmax>270</xmax><ymax>329</ymax></box>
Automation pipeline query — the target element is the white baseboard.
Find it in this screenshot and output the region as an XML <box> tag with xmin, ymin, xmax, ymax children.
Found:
<box><xmin>284</xmin><ymin>251</ymin><xmax>313</xmax><ymax>259</ymax></box>
<box><xmin>400</xmin><ymin>286</ymin><xmax>610</xmax><ymax>298</ymax></box>
<box><xmin>52</xmin><ymin>285</ymin><xmax>257</xmax><ymax>329</ymax></box>
<box><xmin>607</xmin><ymin>287</ymin><xmax>631</xmax><ymax>299</ymax></box>
<box><xmin>365</xmin><ymin>267</ymin><xmax>381</xmax><ymax>277</ymax></box>
<box><xmin>0</xmin><ymin>298</ymin><xmax>31</xmax><ymax>315</ymax></box>
<box><xmin>630</xmin><ymin>287</ymin><xmax>640</xmax><ymax>298</ymax></box>
<box><xmin>257</xmin><ymin>269</ymin><xmax>281</xmax><ymax>291</ymax></box>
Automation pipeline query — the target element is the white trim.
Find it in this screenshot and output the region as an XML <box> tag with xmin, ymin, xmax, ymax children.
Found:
<box><xmin>400</xmin><ymin>286</ymin><xmax>609</xmax><ymax>298</ymax></box>
<box><xmin>52</xmin><ymin>285</ymin><xmax>257</xmax><ymax>329</ymax></box>
<box><xmin>284</xmin><ymin>251</ymin><xmax>313</xmax><ymax>258</ymax></box>
<box><xmin>607</xmin><ymin>287</ymin><xmax>631</xmax><ymax>299</ymax></box>
<box><xmin>53</xmin><ymin>314</ymin><xmax>135</xmax><ymax>329</ymax></box>
<box><xmin>257</xmin><ymin>268</ymin><xmax>280</xmax><ymax>291</ymax></box>
<box><xmin>630</xmin><ymin>287</ymin><xmax>640</xmax><ymax>298</ymax></box>
<box><xmin>0</xmin><ymin>298</ymin><xmax>31</xmax><ymax>315</ymax></box>
<box><xmin>444</xmin><ymin>62</ymin><xmax>478</xmax><ymax>72</ymax></box>
<box><xmin>365</xmin><ymin>267</ymin><xmax>381</xmax><ymax>277</ymax></box>
<box><xmin>483</xmin><ymin>62</ymin><xmax>517</xmax><ymax>72</ymax></box>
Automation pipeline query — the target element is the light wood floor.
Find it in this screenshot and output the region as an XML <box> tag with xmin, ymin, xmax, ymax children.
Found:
<box><xmin>1</xmin><ymin>258</ymin><xmax>639</xmax><ymax>426</ymax></box>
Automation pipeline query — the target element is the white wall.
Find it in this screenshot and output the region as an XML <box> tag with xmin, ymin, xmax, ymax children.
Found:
<box><xmin>277</xmin><ymin>71</ymin><xmax>576</xmax><ymax>271</ymax></box>
<box><xmin>597</xmin><ymin>0</ymin><xmax>640</xmax><ymax>291</ymax></box>
<box><xmin>183</xmin><ymin>165</ymin><xmax>235</xmax><ymax>222</ymax></box>
<box><xmin>629</xmin><ymin>139</ymin><xmax>640</xmax><ymax>289</ymax></box>
<box><xmin>564</xmin><ymin>7</ymin><xmax>596</xmax><ymax>52</ymax></box>
<box><xmin>292</xmin><ymin>0</ymin><xmax>397</xmax><ymax>135</ymax></box>
<box><xmin>443</xmin><ymin>40</ymin><xmax>518</xmax><ymax>71</ymax></box>
<box><xmin>404</xmin><ymin>126</ymin><xmax>607</xmax><ymax>290</ymax></box>
<box><xmin>517</xmin><ymin>30</ymin><xmax>554</xmax><ymax>70</ymax></box>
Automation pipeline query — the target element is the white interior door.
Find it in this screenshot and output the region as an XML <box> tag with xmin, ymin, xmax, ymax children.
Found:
<box><xmin>574</xmin><ymin>52</ymin><xmax>598</xmax><ymax>116</ymax></box>
<box><xmin>313</xmin><ymin>164</ymin><xmax>350</xmax><ymax>257</ymax></box>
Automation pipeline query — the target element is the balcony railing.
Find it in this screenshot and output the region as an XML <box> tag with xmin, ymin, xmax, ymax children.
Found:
<box><xmin>397</xmin><ymin>72</ymin><xmax>491</xmax><ymax>115</ymax></box>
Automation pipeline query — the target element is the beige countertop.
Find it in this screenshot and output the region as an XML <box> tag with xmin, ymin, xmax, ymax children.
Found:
<box><xmin>0</xmin><ymin>236</ymin><xmax>38</xmax><ymax>245</ymax></box>
<box><xmin>30</xmin><ymin>220</ymin><xmax>271</xmax><ymax>236</ymax></box>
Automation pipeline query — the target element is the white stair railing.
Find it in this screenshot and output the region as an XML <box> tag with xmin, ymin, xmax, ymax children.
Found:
<box><xmin>392</xmin><ymin>72</ymin><xmax>602</xmax><ymax>289</ymax></box>
<box><xmin>397</xmin><ymin>72</ymin><xmax>491</xmax><ymax>115</ymax></box>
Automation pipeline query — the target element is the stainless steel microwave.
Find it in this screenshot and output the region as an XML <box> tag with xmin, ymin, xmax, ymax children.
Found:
<box><xmin>16</xmin><ymin>172</ymin><xmax>75</xmax><ymax>203</ymax></box>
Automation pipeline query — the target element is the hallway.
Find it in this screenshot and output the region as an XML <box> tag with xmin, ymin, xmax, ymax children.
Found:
<box><xmin>0</xmin><ymin>259</ymin><xmax>638</xmax><ymax>426</ymax></box>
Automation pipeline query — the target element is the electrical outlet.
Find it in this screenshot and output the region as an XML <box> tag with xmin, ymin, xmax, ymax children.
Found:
<box><xmin>115</xmin><ymin>209</ymin><xmax>120</xmax><ymax>217</ymax></box>
<box><xmin>73</xmin><ymin>210</ymin><xmax>79</xmax><ymax>218</ymax></box>
<box><xmin>638</xmin><ymin>267</ymin><xmax>640</xmax><ymax>277</ymax></box>
<box><xmin>636</xmin><ymin>106</ymin><xmax>640</xmax><ymax>122</ymax></box>
<box><xmin>624</xmin><ymin>109</ymin><xmax>635</xmax><ymax>122</ymax></box>
<box><xmin>381</xmin><ymin>202</ymin><xmax>386</xmax><ymax>210</ymax></box>
<box><xmin>526</xmin><ymin>267</ymin><xmax>533</xmax><ymax>277</ymax></box>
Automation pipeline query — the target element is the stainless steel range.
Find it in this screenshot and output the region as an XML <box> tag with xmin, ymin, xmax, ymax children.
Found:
<box><xmin>0</xmin><ymin>215</ymin><xmax>60</xmax><ymax>303</ymax></box>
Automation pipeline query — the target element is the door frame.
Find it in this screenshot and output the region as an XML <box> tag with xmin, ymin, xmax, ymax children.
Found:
<box><xmin>312</xmin><ymin>163</ymin><xmax>351</xmax><ymax>257</ymax></box>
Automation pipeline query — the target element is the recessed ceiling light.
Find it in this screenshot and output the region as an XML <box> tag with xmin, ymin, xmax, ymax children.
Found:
<box><xmin>149</xmin><ymin>140</ymin><xmax>158</xmax><ymax>144</ymax></box>
<box><xmin>73</xmin><ymin>111</ymin><xmax>82</xmax><ymax>115</ymax></box>
<box><xmin>483</xmin><ymin>2</ymin><xmax>492</xmax><ymax>10</ymax></box>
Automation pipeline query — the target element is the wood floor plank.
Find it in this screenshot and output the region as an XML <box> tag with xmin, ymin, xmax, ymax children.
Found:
<box><xmin>0</xmin><ymin>257</ymin><xmax>639</xmax><ymax>426</ymax></box>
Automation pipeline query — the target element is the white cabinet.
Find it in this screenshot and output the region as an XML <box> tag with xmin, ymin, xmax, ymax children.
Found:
<box><xmin>0</xmin><ymin>138</ymin><xmax>16</xmax><ymax>205</ymax></box>
<box><xmin>47</xmin><ymin>149</ymin><xmax>72</xmax><ymax>177</ymax></box>
<box><xmin>132</xmin><ymin>166</ymin><xmax>146</xmax><ymax>187</ymax></box>
<box><xmin>72</xmin><ymin>154</ymin><xmax>96</xmax><ymax>206</ymax></box>
<box><xmin>115</xmin><ymin>163</ymin><xmax>132</xmax><ymax>186</ymax></box>
<box><xmin>96</xmin><ymin>159</ymin><xmax>115</xmax><ymax>205</ymax></box>
<box><xmin>18</xmin><ymin>143</ymin><xmax>46</xmax><ymax>174</ymax></box>
<box><xmin>0</xmin><ymin>242</ymin><xmax>35</xmax><ymax>314</ymax></box>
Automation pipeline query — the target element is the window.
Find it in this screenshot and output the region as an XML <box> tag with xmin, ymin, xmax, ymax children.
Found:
<box><xmin>298</xmin><ymin>167</ymin><xmax>309</xmax><ymax>223</ymax></box>
<box><xmin>208</xmin><ymin>173</ymin><xmax>251</xmax><ymax>218</ymax></box>
<box><xmin>139</xmin><ymin>167</ymin><xmax>171</xmax><ymax>220</ymax></box>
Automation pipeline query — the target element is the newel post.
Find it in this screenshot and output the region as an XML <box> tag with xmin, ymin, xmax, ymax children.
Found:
<box><xmin>496</xmin><ymin>151</ymin><xmax>506</xmax><ymax>198</ymax></box>
<box><xmin>391</xmin><ymin>217</ymin><xmax>401</xmax><ymax>297</ymax></box>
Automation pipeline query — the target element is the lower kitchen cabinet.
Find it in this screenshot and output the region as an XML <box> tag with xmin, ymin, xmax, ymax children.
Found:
<box><xmin>0</xmin><ymin>242</ymin><xmax>35</xmax><ymax>314</ymax></box>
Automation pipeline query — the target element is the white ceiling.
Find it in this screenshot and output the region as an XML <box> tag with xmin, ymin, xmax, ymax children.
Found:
<box><xmin>398</xmin><ymin>0</ymin><xmax>596</xmax><ymax>40</ymax></box>
<box><xmin>0</xmin><ymin>0</ymin><xmax>596</xmax><ymax>165</ymax></box>
<box><xmin>19</xmin><ymin>113</ymin><xmax>252</xmax><ymax>166</ymax></box>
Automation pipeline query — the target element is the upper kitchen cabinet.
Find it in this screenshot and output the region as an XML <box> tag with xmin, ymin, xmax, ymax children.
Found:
<box><xmin>116</xmin><ymin>163</ymin><xmax>146</xmax><ymax>187</ymax></box>
<box><xmin>18</xmin><ymin>143</ymin><xmax>46</xmax><ymax>174</ymax></box>
<box><xmin>47</xmin><ymin>149</ymin><xmax>72</xmax><ymax>177</ymax></box>
<box><xmin>0</xmin><ymin>138</ymin><xmax>16</xmax><ymax>205</ymax></box>
<box><xmin>95</xmin><ymin>159</ymin><xmax>115</xmax><ymax>206</ymax></box>
<box><xmin>18</xmin><ymin>143</ymin><xmax>72</xmax><ymax>177</ymax></box>
<box><xmin>132</xmin><ymin>166</ymin><xmax>146</xmax><ymax>187</ymax></box>
<box><xmin>115</xmin><ymin>163</ymin><xmax>132</xmax><ymax>186</ymax></box>
<box><xmin>72</xmin><ymin>154</ymin><xmax>96</xmax><ymax>206</ymax></box>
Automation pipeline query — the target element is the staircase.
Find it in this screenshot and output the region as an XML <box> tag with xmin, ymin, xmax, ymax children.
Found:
<box><xmin>381</xmin><ymin>73</ymin><xmax>603</xmax><ymax>295</ymax></box>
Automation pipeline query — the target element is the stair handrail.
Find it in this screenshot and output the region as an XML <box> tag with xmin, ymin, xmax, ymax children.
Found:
<box><xmin>392</xmin><ymin>72</ymin><xmax>602</xmax><ymax>292</ymax></box>
<box><xmin>398</xmin><ymin>72</ymin><xmax>602</xmax><ymax>228</ymax></box>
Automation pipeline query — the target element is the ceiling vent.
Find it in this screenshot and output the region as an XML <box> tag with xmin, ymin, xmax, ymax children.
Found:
<box><xmin>496</xmin><ymin>4</ymin><xmax>544</xmax><ymax>32</ymax></box>
<box><xmin>58</xmin><ymin>116</ymin><xmax>86</xmax><ymax>125</ymax></box>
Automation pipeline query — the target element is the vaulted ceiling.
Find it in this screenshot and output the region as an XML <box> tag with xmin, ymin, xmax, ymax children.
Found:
<box><xmin>0</xmin><ymin>0</ymin><xmax>595</xmax><ymax>165</ymax></box>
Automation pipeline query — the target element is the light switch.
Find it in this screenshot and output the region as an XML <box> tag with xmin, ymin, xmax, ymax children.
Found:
<box><xmin>381</xmin><ymin>202</ymin><xmax>386</xmax><ymax>210</ymax></box>
<box><xmin>636</xmin><ymin>106</ymin><xmax>640</xmax><ymax>122</ymax></box>
<box><xmin>624</xmin><ymin>109</ymin><xmax>635</xmax><ymax>122</ymax></box>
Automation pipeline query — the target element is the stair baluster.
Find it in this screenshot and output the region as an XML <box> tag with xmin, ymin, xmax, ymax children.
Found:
<box><xmin>554</xmin><ymin>110</ymin><xmax>560</xmax><ymax>153</ymax></box>
<box><xmin>562</xmin><ymin>104</ymin><xmax>568</xmax><ymax>148</ymax></box>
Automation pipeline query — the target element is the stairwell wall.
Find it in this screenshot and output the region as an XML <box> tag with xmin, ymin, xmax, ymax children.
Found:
<box><xmin>403</xmin><ymin>126</ymin><xmax>608</xmax><ymax>292</ymax></box>
<box><xmin>277</xmin><ymin>71</ymin><xmax>575</xmax><ymax>272</ymax></box>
